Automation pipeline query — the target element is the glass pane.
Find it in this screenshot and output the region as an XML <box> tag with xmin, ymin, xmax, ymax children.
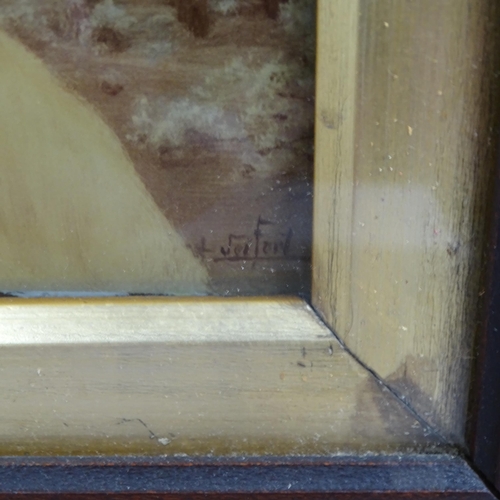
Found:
<box><xmin>0</xmin><ymin>0</ymin><xmax>315</xmax><ymax>297</ymax></box>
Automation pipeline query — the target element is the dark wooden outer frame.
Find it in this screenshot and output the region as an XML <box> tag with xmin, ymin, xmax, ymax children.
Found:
<box><xmin>468</xmin><ymin>136</ymin><xmax>500</xmax><ymax>489</ymax></box>
<box><xmin>0</xmin><ymin>455</ymin><xmax>496</xmax><ymax>499</ymax></box>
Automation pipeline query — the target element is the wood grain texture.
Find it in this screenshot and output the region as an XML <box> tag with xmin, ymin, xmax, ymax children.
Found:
<box><xmin>0</xmin><ymin>456</ymin><xmax>494</xmax><ymax>499</ymax></box>
<box><xmin>0</xmin><ymin>297</ymin><xmax>442</xmax><ymax>456</ymax></box>
<box><xmin>312</xmin><ymin>0</ymin><xmax>500</xmax><ymax>444</ymax></box>
<box><xmin>312</xmin><ymin>0</ymin><xmax>358</xmax><ymax>338</ymax></box>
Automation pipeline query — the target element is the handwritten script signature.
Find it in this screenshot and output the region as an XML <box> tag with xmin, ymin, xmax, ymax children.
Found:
<box><xmin>191</xmin><ymin>216</ymin><xmax>297</xmax><ymax>264</ymax></box>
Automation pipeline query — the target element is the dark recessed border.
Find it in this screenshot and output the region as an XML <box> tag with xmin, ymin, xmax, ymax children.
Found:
<box><xmin>0</xmin><ymin>455</ymin><xmax>495</xmax><ymax>499</ymax></box>
<box><xmin>468</xmin><ymin>136</ymin><xmax>500</xmax><ymax>491</ymax></box>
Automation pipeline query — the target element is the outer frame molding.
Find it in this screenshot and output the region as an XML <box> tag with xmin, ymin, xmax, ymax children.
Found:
<box><xmin>0</xmin><ymin>455</ymin><xmax>495</xmax><ymax>499</ymax></box>
<box><xmin>468</xmin><ymin>139</ymin><xmax>500</xmax><ymax>488</ymax></box>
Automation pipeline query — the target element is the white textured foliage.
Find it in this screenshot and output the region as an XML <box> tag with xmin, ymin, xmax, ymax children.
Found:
<box><xmin>195</xmin><ymin>54</ymin><xmax>312</xmax><ymax>150</ymax></box>
<box><xmin>0</xmin><ymin>0</ymin><xmax>36</xmax><ymax>24</ymax></box>
<box><xmin>130</xmin><ymin>97</ymin><xmax>246</xmax><ymax>149</ymax></box>
<box><xmin>0</xmin><ymin>0</ymin><xmax>54</xmax><ymax>41</ymax></box>
<box><xmin>89</xmin><ymin>0</ymin><xmax>134</xmax><ymax>30</ymax></box>
<box><xmin>280</xmin><ymin>0</ymin><xmax>316</xmax><ymax>60</ymax></box>
<box><xmin>280</xmin><ymin>0</ymin><xmax>315</xmax><ymax>31</ymax></box>
<box><xmin>208</xmin><ymin>0</ymin><xmax>238</xmax><ymax>15</ymax></box>
<box><xmin>128</xmin><ymin>49</ymin><xmax>312</xmax><ymax>177</ymax></box>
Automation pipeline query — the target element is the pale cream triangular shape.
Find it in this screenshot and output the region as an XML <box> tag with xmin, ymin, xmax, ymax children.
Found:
<box><xmin>0</xmin><ymin>30</ymin><xmax>208</xmax><ymax>295</ymax></box>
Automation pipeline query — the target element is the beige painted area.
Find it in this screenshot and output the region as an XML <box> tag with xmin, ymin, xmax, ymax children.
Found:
<box><xmin>313</xmin><ymin>0</ymin><xmax>500</xmax><ymax>443</ymax></box>
<box><xmin>0</xmin><ymin>297</ymin><xmax>442</xmax><ymax>455</ymax></box>
<box><xmin>0</xmin><ymin>29</ymin><xmax>207</xmax><ymax>294</ymax></box>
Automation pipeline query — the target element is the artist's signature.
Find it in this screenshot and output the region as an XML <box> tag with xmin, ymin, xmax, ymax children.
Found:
<box><xmin>191</xmin><ymin>216</ymin><xmax>296</xmax><ymax>264</ymax></box>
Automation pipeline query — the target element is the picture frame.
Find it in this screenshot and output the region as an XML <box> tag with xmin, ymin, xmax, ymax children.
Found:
<box><xmin>1</xmin><ymin>0</ymin><xmax>499</xmax><ymax>497</ymax></box>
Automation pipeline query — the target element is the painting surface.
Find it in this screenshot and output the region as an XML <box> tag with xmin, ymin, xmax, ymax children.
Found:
<box><xmin>0</xmin><ymin>0</ymin><xmax>315</xmax><ymax>295</ymax></box>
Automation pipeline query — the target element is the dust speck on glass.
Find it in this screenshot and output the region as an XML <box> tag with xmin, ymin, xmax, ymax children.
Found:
<box><xmin>0</xmin><ymin>0</ymin><xmax>315</xmax><ymax>297</ymax></box>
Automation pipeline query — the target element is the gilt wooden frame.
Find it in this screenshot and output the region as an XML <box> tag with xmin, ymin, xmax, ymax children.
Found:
<box><xmin>0</xmin><ymin>0</ymin><xmax>499</xmax><ymax>497</ymax></box>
